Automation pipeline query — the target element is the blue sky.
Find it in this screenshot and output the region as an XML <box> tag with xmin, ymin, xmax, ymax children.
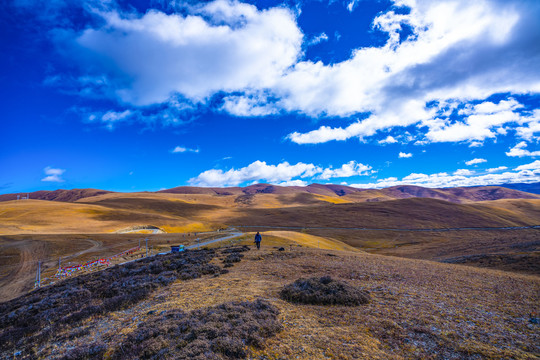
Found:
<box><xmin>1</xmin><ymin>0</ymin><xmax>539</xmax><ymax>193</ymax></box>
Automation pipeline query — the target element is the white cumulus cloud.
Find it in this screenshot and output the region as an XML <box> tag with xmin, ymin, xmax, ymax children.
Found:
<box><xmin>45</xmin><ymin>0</ymin><xmax>540</xmax><ymax>149</ymax></box>
<box><xmin>398</xmin><ymin>152</ymin><xmax>413</xmax><ymax>158</ymax></box>
<box><xmin>282</xmin><ymin>0</ymin><xmax>540</xmax><ymax>144</ymax></box>
<box><xmin>515</xmin><ymin>160</ymin><xmax>540</xmax><ymax>171</ymax></box>
<box><xmin>70</xmin><ymin>0</ymin><xmax>302</xmax><ymax>106</ymax></box>
<box><xmin>318</xmin><ymin>161</ymin><xmax>372</xmax><ymax>180</ymax></box>
<box><xmin>189</xmin><ymin>160</ymin><xmax>372</xmax><ymax>187</ymax></box>
<box><xmin>506</xmin><ymin>141</ymin><xmax>540</xmax><ymax>157</ymax></box>
<box><xmin>454</xmin><ymin>169</ymin><xmax>474</xmax><ymax>176</ymax></box>
<box><xmin>171</xmin><ymin>146</ymin><xmax>199</xmax><ymax>153</ymax></box>
<box><xmin>379</xmin><ymin>135</ymin><xmax>398</xmax><ymax>144</ymax></box>
<box><xmin>350</xmin><ymin>167</ymin><xmax>540</xmax><ymax>189</ymax></box>
<box><xmin>486</xmin><ymin>166</ymin><xmax>507</xmax><ymax>173</ymax></box>
<box><xmin>41</xmin><ymin>167</ymin><xmax>66</xmax><ymax>182</ymax></box>
<box><xmin>465</xmin><ymin>158</ymin><xmax>487</xmax><ymax>166</ymax></box>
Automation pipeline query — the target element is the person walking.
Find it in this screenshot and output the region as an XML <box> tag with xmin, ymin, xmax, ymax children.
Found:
<box><xmin>254</xmin><ymin>232</ymin><xmax>262</xmax><ymax>250</ymax></box>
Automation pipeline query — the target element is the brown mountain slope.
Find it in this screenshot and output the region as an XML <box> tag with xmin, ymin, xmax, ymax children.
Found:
<box><xmin>380</xmin><ymin>185</ymin><xmax>540</xmax><ymax>203</ymax></box>
<box><xmin>2</xmin><ymin>184</ymin><xmax>539</xmax><ymax>204</ymax></box>
<box><xmin>0</xmin><ymin>189</ymin><xmax>113</xmax><ymax>203</ymax></box>
<box><xmin>225</xmin><ymin>197</ymin><xmax>540</xmax><ymax>229</ymax></box>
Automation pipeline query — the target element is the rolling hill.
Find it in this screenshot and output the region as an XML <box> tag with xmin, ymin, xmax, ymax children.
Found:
<box><xmin>0</xmin><ymin>188</ymin><xmax>113</xmax><ymax>202</ymax></box>
<box><xmin>498</xmin><ymin>181</ymin><xmax>540</xmax><ymax>194</ymax></box>
<box><xmin>1</xmin><ymin>183</ymin><xmax>538</xmax><ymax>206</ymax></box>
<box><xmin>158</xmin><ymin>183</ymin><xmax>540</xmax><ymax>203</ymax></box>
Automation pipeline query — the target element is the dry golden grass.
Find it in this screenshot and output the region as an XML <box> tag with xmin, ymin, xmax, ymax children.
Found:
<box><xmin>261</xmin><ymin>231</ymin><xmax>359</xmax><ymax>251</ymax></box>
<box><xmin>0</xmin><ymin>199</ymin><xmax>224</xmax><ymax>235</ymax></box>
<box><xmin>0</xmin><ymin>200</ymin><xmax>125</xmax><ymax>234</ymax></box>
<box><xmin>210</xmin><ymin>231</ymin><xmax>360</xmax><ymax>252</ymax></box>
<box><xmin>312</xmin><ymin>194</ymin><xmax>352</xmax><ymax>204</ymax></box>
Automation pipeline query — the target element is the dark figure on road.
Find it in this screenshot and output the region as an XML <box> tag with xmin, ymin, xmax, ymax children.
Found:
<box><xmin>254</xmin><ymin>232</ymin><xmax>262</xmax><ymax>250</ymax></box>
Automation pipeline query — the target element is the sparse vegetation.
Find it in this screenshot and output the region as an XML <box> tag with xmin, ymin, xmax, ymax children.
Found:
<box><xmin>112</xmin><ymin>299</ymin><xmax>281</xmax><ymax>360</ymax></box>
<box><xmin>280</xmin><ymin>276</ymin><xmax>370</xmax><ymax>306</ymax></box>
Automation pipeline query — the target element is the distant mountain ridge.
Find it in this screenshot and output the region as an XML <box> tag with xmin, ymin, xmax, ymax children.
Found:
<box><xmin>497</xmin><ymin>182</ymin><xmax>540</xmax><ymax>195</ymax></box>
<box><xmin>159</xmin><ymin>183</ymin><xmax>540</xmax><ymax>202</ymax></box>
<box><xmin>1</xmin><ymin>182</ymin><xmax>539</xmax><ymax>204</ymax></box>
<box><xmin>0</xmin><ymin>189</ymin><xmax>113</xmax><ymax>203</ymax></box>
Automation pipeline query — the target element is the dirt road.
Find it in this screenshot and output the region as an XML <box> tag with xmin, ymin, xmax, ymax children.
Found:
<box><xmin>0</xmin><ymin>240</ymin><xmax>48</xmax><ymax>302</ymax></box>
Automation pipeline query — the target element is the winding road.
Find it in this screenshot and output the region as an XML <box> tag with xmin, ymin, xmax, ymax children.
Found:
<box><xmin>185</xmin><ymin>232</ymin><xmax>244</xmax><ymax>249</ymax></box>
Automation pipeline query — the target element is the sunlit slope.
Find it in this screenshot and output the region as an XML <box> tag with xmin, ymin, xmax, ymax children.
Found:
<box><xmin>262</xmin><ymin>231</ymin><xmax>360</xmax><ymax>251</ymax></box>
<box><xmin>470</xmin><ymin>199</ymin><xmax>540</xmax><ymax>224</ymax></box>
<box><xmin>0</xmin><ymin>200</ymin><xmax>218</xmax><ymax>235</ymax></box>
<box><xmin>225</xmin><ymin>231</ymin><xmax>360</xmax><ymax>251</ymax></box>
<box><xmin>78</xmin><ymin>190</ymin><xmax>348</xmax><ymax>208</ymax></box>
<box><xmin>226</xmin><ymin>198</ymin><xmax>540</xmax><ymax>229</ymax></box>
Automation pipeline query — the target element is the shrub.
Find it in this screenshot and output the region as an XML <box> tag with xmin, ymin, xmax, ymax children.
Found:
<box><xmin>280</xmin><ymin>276</ymin><xmax>370</xmax><ymax>306</ymax></box>
<box><xmin>60</xmin><ymin>341</ymin><xmax>107</xmax><ymax>360</ymax></box>
<box><xmin>223</xmin><ymin>254</ymin><xmax>244</xmax><ymax>264</ymax></box>
<box><xmin>112</xmin><ymin>299</ymin><xmax>281</xmax><ymax>360</ymax></box>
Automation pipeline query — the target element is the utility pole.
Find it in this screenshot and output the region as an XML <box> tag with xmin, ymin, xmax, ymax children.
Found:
<box><xmin>145</xmin><ymin>238</ymin><xmax>149</xmax><ymax>257</ymax></box>
<box><xmin>58</xmin><ymin>257</ymin><xmax>61</xmax><ymax>271</ymax></box>
<box><xmin>35</xmin><ymin>261</ymin><xmax>41</xmax><ymax>288</ymax></box>
<box><xmin>139</xmin><ymin>238</ymin><xmax>141</xmax><ymax>249</ymax></box>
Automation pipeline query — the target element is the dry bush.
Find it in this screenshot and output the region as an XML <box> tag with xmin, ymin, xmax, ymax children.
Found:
<box><xmin>223</xmin><ymin>253</ymin><xmax>244</xmax><ymax>264</ymax></box>
<box><xmin>112</xmin><ymin>299</ymin><xmax>281</xmax><ymax>360</ymax></box>
<box><xmin>280</xmin><ymin>276</ymin><xmax>370</xmax><ymax>306</ymax></box>
<box><xmin>0</xmin><ymin>249</ymin><xmax>224</xmax><ymax>357</ymax></box>
<box><xmin>221</xmin><ymin>246</ymin><xmax>250</xmax><ymax>268</ymax></box>
<box><xmin>60</xmin><ymin>341</ymin><xmax>107</xmax><ymax>360</ymax></box>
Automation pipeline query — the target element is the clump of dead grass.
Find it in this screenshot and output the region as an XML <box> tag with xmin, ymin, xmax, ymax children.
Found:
<box><xmin>280</xmin><ymin>276</ymin><xmax>370</xmax><ymax>306</ymax></box>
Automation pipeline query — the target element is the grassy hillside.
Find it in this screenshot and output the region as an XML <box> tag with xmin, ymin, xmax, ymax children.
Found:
<box><xmin>227</xmin><ymin>198</ymin><xmax>540</xmax><ymax>229</ymax></box>
<box><xmin>2</xmin><ymin>183</ymin><xmax>538</xmax><ymax>205</ymax></box>
<box><xmin>1</xmin><ymin>245</ymin><xmax>537</xmax><ymax>359</ymax></box>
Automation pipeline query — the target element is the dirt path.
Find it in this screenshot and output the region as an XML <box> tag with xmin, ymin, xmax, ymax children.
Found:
<box><xmin>0</xmin><ymin>240</ymin><xmax>48</xmax><ymax>302</ymax></box>
<box><xmin>63</xmin><ymin>239</ymin><xmax>103</xmax><ymax>260</ymax></box>
<box><xmin>0</xmin><ymin>238</ymin><xmax>103</xmax><ymax>302</ymax></box>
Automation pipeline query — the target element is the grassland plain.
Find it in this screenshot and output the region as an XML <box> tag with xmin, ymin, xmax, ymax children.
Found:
<box><xmin>1</xmin><ymin>245</ymin><xmax>537</xmax><ymax>359</ymax></box>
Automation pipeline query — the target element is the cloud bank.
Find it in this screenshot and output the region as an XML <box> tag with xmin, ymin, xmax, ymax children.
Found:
<box><xmin>350</xmin><ymin>160</ymin><xmax>540</xmax><ymax>189</ymax></box>
<box><xmin>189</xmin><ymin>160</ymin><xmax>372</xmax><ymax>187</ymax></box>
